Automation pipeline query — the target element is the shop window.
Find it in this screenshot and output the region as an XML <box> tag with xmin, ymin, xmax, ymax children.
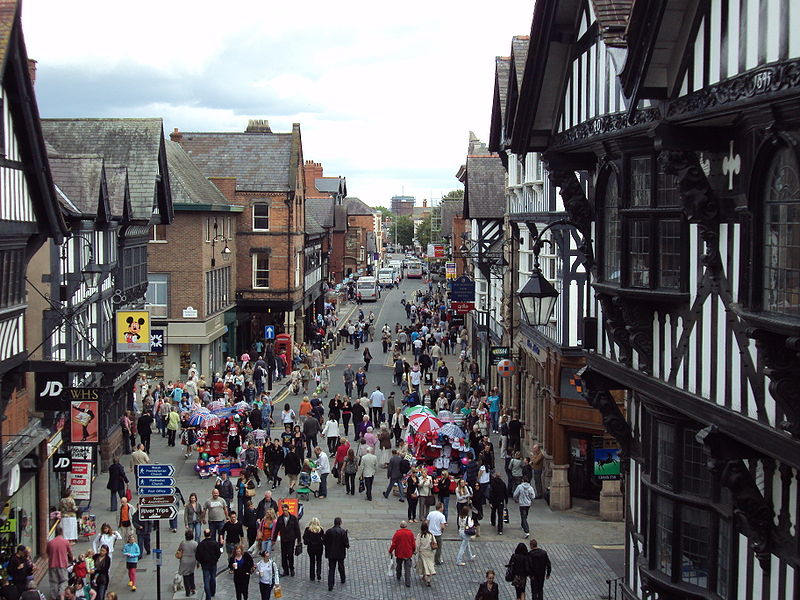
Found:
<box><xmin>253</xmin><ymin>254</ymin><xmax>269</xmax><ymax>288</ymax></box>
<box><xmin>253</xmin><ymin>203</ymin><xmax>269</xmax><ymax>231</ymax></box>
<box><xmin>762</xmin><ymin>146</ymin><xmax>800</xmax><ymax>316</ymax></box>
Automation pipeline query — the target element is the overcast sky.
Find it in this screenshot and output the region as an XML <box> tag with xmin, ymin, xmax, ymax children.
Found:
<box><xmin>23</xmin><ymin>0</ymin><xmax>533</xmax><ymax>207</ymax></box>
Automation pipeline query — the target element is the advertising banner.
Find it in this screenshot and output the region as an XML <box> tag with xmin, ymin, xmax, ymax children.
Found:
<box><xmin>70</xmin><ymin>401</ymin><xmax>99</xmax><ymax>444</ymax></box>
<box><xmin>68</xmin><ymin>461</ymin><xmax>93</xmax><ymax>501</ymax></box>
<box><xmin>450</xmin><ymin>275</ymin><xmax>476</xmax><ymax>302</ymax></box>
<box><xmin>593</xmin><ymin>448</ymin><xmax>621</xmax><ymax>480</ymax></box>
<box><xmin>489</xmin><ymin>346</ymin><xmax>511</xmax><ymax>365</ymax></box>
<box><xmin>116</xmin><ymin>310</ymin><xmax>151</xmax><ymax>352</ymax></box>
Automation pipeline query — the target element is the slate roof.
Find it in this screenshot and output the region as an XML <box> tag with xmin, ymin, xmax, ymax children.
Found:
<box><xmin>463</xmin><ymin>154</ymin><xmax>506</xmax><ymax>220</ymax></box>
<box><xmin>345</xmin><ymin>197</ymin><xmax>375</xmax><ymax>216</ymax></box>
<box><xmin>439</xmin><ymin>198</ymin><xmax>464</xmax><ymax>237</ymax></box>
<box><xmin>41</xmin><ymin>118</ymin><xmax>165</xmax><ymax>221</ymax></box>
<box><xmin>306</xmin><ymin>197</ymin><xmax>334</xmax><ymax>229</ymax></box>
<box><xmin>164</xmin><ymin>140</ymin><xmax>228</xmax><ymax>207</ymax></box>
<box><xmin>315</xmin><ymin>177</ymin><xmax>346</xmax><ymax>195</ymax></box>
<box><xmin>178</xmin><ymin>131</ymin><xmax>294</xmax><ymax>193</ymax></box>
<box><xmin>511</xmin><ymin>36</ymin><xmax>529</xmax><ymax>95</ymax></box>
<box><xmin>105</xmin><ymin>165</ymin><xmax>130</xmax><ymax>219</ymax></box>
<box><xmin>48</xmin><ymin>154</ymin><xmax>104</xmax><ymax>217</ymax></box>
<box><xmin>333</xmin><ymin>205</ymin><xmax>348</xmax><ymax>233</ymax></box>
<box><xmin>591</xmin><ymin>0</ymin><xmax>632</xmax><ymax>47</ymax></box>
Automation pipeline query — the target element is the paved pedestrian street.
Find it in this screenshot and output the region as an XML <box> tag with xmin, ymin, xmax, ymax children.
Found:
<box><xmin>81</xmin><ymin>279</ymin><xmax>623</xmax><ymax>600</ymax></box>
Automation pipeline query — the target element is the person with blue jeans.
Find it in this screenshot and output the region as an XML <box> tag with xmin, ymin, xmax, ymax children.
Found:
<box><xmin>196</xmin><ymin>529</ymin><xmax>222</xmax><ymax>599</ymax></box>
<box><xmin>314</xmin><ymin>447</ymin><xmax>331</xmax><ymax>498</ymax></box>
<box><xmin>487</xmin><ymin>389</ymin><xmax>501</xmax><ymax>433</ymax></box>
<box><xmin>203</xmin><ymin>489</ymin><xmax>229</xmax><ymax>544</ymax></box>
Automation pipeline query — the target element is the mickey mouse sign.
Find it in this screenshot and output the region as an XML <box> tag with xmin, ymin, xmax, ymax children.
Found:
<box><xmin>115</xmin><ymin>310</ymin><xmax>151</xmax><ymax>352</ymax></box>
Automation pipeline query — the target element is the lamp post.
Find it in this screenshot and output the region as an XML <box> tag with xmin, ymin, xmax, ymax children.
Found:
<box><xmin>210</xmin><ymin>219</ymin><xmax>231</xmax><ymax>268</ymax></box>
<box><xmin>516</xmin><ymin>218</ymin><xmax>586</xmax><ymax>326</ymax></box>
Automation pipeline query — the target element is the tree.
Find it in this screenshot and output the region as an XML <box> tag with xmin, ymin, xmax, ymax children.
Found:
<box><xmin>442</xmin><ymin>189</ymin><xmax>464</xmax><ymax>200</ymax></box>
<box><xmin>416</xmin><ymin>214</ymin><xmax>432</xmax><ymax>249</ymax></box>
<box><xmin>372</xmin><ymin>205</ymin><xmax>392</xmax><ymax>221</ymax></box>
<box><xmin>393</xmin><ymin>215</ymin><xmax>414</xmax><ymax>247</ymax></box>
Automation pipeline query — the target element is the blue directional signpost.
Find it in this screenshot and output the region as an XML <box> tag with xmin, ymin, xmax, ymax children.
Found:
<box><xmin>136</xmin><ymin>465</ymin><xmax>176</xmax><ymax>600</ymax></box>
<box><xmin>264</xmin><ymin>325</ymin><xmax>275</xmax><ymax>340</ymax></box>
<box><xmin>450</xmin><ymin>275</ymin><xmax>476</xmax><ymax>314</ymax></box>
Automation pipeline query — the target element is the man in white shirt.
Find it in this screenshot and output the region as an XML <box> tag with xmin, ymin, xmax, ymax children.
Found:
<box><xmin>314</xmin><ymin>447</ymin><xmax>331</xmax><ymax>499</ymax></box>
<box><xmin>409</xmin><ymin>368</ymin><xmax>422</xmax><ymax>394</ymax></box>
<box><xmin>425</xmin><ymin>502</ymin><xmax>447</xmax><ymax>565</ymax></box>
<box><xmin>369</xmin><ymin>387</ymin><xmax>386</xmax><ymax>424</ymax></box>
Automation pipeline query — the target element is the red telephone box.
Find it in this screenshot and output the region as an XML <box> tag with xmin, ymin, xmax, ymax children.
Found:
<box><xmin>275</xmin><ymin>333</ymin><xmax>293</xmax><ymax>375</ymax></box>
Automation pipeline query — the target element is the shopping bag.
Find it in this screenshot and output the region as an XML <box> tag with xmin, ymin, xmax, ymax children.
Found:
<box><xmin>385</xmin><ymin>557</ymin><xmax>395</xmax><ymax>578</ymax></box>
<box><xmin>358</xmin><ymin>478</ymin><xmax>365</xmax><ymax>494</ymax></box>
<box><xmin>273</xmin><ymin>585</ymin><xmax>283</xmax><ymax>599</ymax></box>
<box><xmin>124</xmin><ymin>487</ymin><xmax>132</xmax><ymax>501</ymax></box>
<box><xmin>503</xmin><ymin>506</ymin><xmax>510</xmax><ymax>523</ymax></box>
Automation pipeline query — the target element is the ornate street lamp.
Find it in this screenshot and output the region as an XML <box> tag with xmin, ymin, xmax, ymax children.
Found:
<box><xmin>210</xmin><ymin>219</ymin><xmax>231</xmax><ymax>267</ymax></box>
<box><xmin>517</xmin><ymin>218</ymin><xmax>586</xmax><ymax>326</ymax></box>
<box><xmin>81</xmin><ymin>256</ymin><xmax>103</xmax><ymax>289</ymax></box>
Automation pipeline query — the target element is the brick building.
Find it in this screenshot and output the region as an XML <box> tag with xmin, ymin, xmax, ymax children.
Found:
<box><xmin>172</xmin><ymin>120</ymin><xmax>307</xmax><ymax>352</ymax></box>
<box><xmin>143</xmin><ymin>141</ymin><xmax>243</xmax><ymax>382</ymax></box>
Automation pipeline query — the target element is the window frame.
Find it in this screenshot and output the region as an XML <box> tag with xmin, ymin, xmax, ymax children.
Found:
<box><xmin>145</xmin><ymin>273</ymin><xmax>169</xmax><ymax>318</ymax></box>
<box><xmin>252</xmin><ymin>253</ymin><xmax>270</xmax><ymax>289</ymax></box>
<box><xmin>757</xmin><ymin>143</ymin><xmax>800</xmax><ymax>318</ymax></box>
<box><xmin>598</xmin><ymin>167</ymin><xmax>622</xmax><ymax>284</ymax></box>
<box><xmin>252</xmin><ymin>202</ymin><xmax>270</xmax><ymax>231</ymax></box>
<box><xmin>643</xmin><ymin>406</ymin><xmax>732</xmax><ymax>598</ymax></box>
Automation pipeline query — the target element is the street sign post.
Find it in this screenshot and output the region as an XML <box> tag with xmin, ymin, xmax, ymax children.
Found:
<box><xmin>264</xmin><ymin>325</ymin><xmax>275</xmax><ymax>340</ymax></box>
<box><xmin>450</xmin><ymin>275</ymin><xmax>476</xmax><ymax>302</ymax></box>
<box><xmin>138</xmin><ymin>486</ymin><xmax>177</xmax><ymax>496</ymax></box>
<box><xmin>138</xmin><ymin>505</ymin><xmax>178</xmax><ymax>520</ymax></box>
<box><xmin>136</xmin><ymin>464</ymin><xmax>175</xmax><ymax>478</ymax></box>
<box><xmin>139</xmin><ymin>495</ymin><xmax>176</xmax><ymax>507</ymax></box>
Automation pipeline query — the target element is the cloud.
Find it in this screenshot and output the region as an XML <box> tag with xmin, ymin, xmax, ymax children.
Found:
<box><xmin>24</xmin><ymin>0</ymin><xmax>535</xmax><ymax>205</ymax></box>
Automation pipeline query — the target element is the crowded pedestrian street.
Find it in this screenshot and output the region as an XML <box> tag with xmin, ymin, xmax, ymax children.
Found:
<box><xmin>69</xmin><ymin>277</ymin><xmax>622</xmax><ymax>600</ymax></box>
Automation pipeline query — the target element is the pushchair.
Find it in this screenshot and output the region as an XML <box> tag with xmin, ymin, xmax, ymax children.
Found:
<box><xmin>296</xmin><ymin>464</ymin><xmax>321</xmax><ymax>500</ymax></box>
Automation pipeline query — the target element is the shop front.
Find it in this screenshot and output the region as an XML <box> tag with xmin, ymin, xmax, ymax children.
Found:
<box><xmin>153</xmin><ymin>311</ymin><xmax>232</xmax><ymax>383</ymax></box>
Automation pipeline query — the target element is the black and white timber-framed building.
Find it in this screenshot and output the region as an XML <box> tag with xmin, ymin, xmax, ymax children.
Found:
<box><xmin>508</xmin><ymin>0</ymin><xmax>800</xmax><ymax>598</ymax></box>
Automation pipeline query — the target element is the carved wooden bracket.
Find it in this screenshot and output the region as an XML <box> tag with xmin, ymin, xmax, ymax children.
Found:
<box><xmin>546</xmin><ymin>169</ymin><xmax>595</xmax><ymax>270</ymax></box>
<box><xmin>597</xmin><ymin>293</ymin><xmax>632</xmax><ymax>366</ymax></box>
<box><xmin>617</xmin><ymin>297</ymin><xmax>655</xmax><ymax>375</ymax></box>
<box><xmin>749</xmin><ymin>330</ymin><xmax>800</xmax><ymax>439</ymax></box>
<box><xmin>576</xmin><ymin>366</ymin><xmax>636</xmax><ymax>466</ymax></box>
<box><xmin>658</xmin><ymin>150</ymin><xmax>724</xmax><ymax>279</ymax></box>
<box><xmin>696</xmin><ymin>425</ymin><xmax>777</xmax><ymax>571</ymax></box>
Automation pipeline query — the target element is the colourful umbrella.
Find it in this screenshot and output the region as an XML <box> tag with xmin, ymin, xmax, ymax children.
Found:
<box><xmin>403</xmin><ymin>405</ymin><xmax>436</xmax><ymax>417</ymax></box>
<box><xmin>233</xmin><ymin>401</ymin><xmax>250</xmax><ymax>411</ymax></box>
<box><xmin>439</xmin><ymin>422</ymin><xmax>465</xmax><ymax>440</ymax></box>
<box><xmin>437</xmin><ymin>410</ymin><xmax>455</xmax><ymax>423</ymax></box>
<box><xmin>207</xmin><ymin>400</ymin><xmax>226</xmax><ymax>411</ymax></box>
<box><xmin>408</xmin><ymin>413</ymin><xmax>442</xmax><ymax>434</ymax></box>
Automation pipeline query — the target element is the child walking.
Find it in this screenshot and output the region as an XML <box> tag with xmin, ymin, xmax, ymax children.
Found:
<box><xmin>123</xmin><ymin>534</ymin><xmax>141</xmax><ymax>591</ymax></box>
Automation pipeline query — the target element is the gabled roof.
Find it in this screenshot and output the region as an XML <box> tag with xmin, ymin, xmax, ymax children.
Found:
<box><xmin>164</xmin><ymin>140</ymin><xmax>230</xmax><ymax>209</ymax></box>
<box><xmin>512</xmin><ymin>0</ymin><xmax>586</xmax><ymax>153</ymax></box>
<box><xmin>463</xmin><ymin>154</ymin><xmax>506</xmax><ymax>220</ymax></box>
<box><xmin>41</xmin><ymin>118</ymin><xmax>170</xmax><ymax>222</ymax></box>
<box><xmin>345</xmin><ymin>197</ymin><xmax>375</xmax><ymax>216</ymax></box>
<box><xmin>488</xmin><ymin>56</ymin><xmax>511</xmax><ymax>154</ymax></box>
<box><xmin>0</xmin><ymin>0</ymin><xmax>66</xmax><ymax>241</ymax></box>
<box><xmin>305</xmin><ymin>197</ymin><xmax>334</xmax><ymax>229</ymax></box>
<box><xmin>315</xmin><ymin>177</ymin><xmax>347</xmax><ymax>197</ymax></box>
<box><xmin>48</xmin><ymin>154</ymin><xmax>108</xmax><ymax>220</ymax></box>
<box><xmin>177</xmin><ymin>125</ymin><xmax>298</xmax><ymax>193</ymax></box>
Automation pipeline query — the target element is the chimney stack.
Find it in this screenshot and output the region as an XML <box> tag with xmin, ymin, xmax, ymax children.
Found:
<box><xmin>27</xmin><ymin>59</ymin><xmax>37</xmax><ymax>86</ymax></box>
<box><xmin>170</xmin><ymin>128</ymin><xmax>183</xmax><ymax>142</ymax></box>
<box><xmin>246</xmin><ymin>119</ymin><xmax>272</xmax><ymax>133</ymax></box>
<box><xmin>423</xmin><ymin>198</ymin><xmax>428</xmax><ymax>208</ymax></box>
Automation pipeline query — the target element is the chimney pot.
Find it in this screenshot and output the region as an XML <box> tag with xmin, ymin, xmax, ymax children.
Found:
<box><xmin>170</xmin><ymin>128</ymin><xmax>183</xmax><ymax>142</ymax></box>
<box><xmin>246</xmin><ymin>119</ymin><xmax>272</xmax><ymax>133</ymax></box>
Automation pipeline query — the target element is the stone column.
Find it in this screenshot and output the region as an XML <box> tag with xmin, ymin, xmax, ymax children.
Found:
<box><xmin>549</xmin><ymin>464</ymin><xmax>571</xmax><ymax>510</ymax></box>
<box><xmin>599</xmin><ymin>479</ymin><xmax>624</xmax><ymax>521</ymax></box>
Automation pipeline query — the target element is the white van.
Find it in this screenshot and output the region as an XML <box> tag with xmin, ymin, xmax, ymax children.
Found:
<box><xmin>377</xmin><ymin>267</ymin><xmax>396</xmax><ymax>288</ymax></box>
<box><xmin>356</xmin><ymin>276</ymin><xmax>380</xmax><ymax>301</ymax></box>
